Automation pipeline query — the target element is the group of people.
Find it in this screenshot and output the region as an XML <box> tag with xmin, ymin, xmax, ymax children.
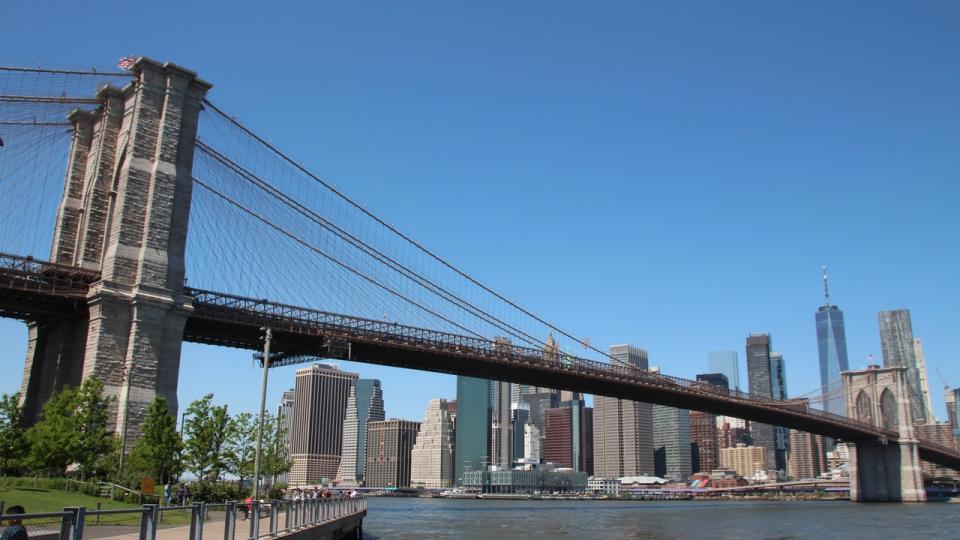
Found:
<box><xmin>162</xmin><ymin>483</ymin><xmax>191</xmax><ymax>506</ymax></box>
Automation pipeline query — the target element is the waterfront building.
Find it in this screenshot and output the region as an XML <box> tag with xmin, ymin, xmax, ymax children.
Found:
<box><xmin>337</xmin><ymin>379</ymin><xmax>385</xmax><ymax>486</ymax></box>
<box><xmin>593</xmin><ymin>344</ymin><xmax>654</xmax><ymax>478</ymax></box>
<box><xmin>618</xmin><ymin>476</ymin><xmax>668</xmax><ymax>494</ymax></box>
<box><xmin>788</xmin><ymin>430</ymin><xmax>826</xmax><ymax>480</ymax></box>
<box><xmin>410</xmin><ymin>399</ymin><xmax>455</xmax><ymax>488</ymax></box>
<box><xmin>587</xmin><ymin>477</ymin><xmax>622</xmax><ymax>495</ymax></box>
<box><xmin>708</xmin><ymin>351</ymin><xmax>741</xmax><ymax>391</ymax></box>
<box><xmin>544</xmin><ymin>401</ymin><xmax>593</xmax><ymax>474</ymax></box>
<box><xmin>746</xmin><ymin>334</ymin><xmax>778</xmax><ymax>471</ymax></box>
<box><xmin>826</xmin><ymin>443</ymin><xmax>850</xmax><ymax>478</ymax></box>
<box><xmin>719</xmin><ymin>444</ymin><xmax>767</xmax><ymax>477</ymax></box>
<box><xmin>455</xmin><ymin>376</ymin><xmax>491</xmax><ymax>484</ymax></box>
<box><xmin>914</xmin><ymin>338</ymin><xmax>935</xmax><ymax>421</ymax></box>
<box><xmin>815</xmin><ymin>267</ymin><xmax>850</xmax><ymax>417</ymax></box>
<box><xmin>652</xmin><ymin>404</ymin><xmax>691</xmax><ymax>482</ymax></box>
<box><xmin>275</xmin><ymin>389</ymin><xmax>295</xmax><ymax>485</ymax></box>
<box><xmin>461</xmin><ymin>468</ymin><xmax>588</xmax><ymax>494</ymax></box>
<box><xmin>364</xmin><ymin>419</ymin><xmax>421</xmax><ymax>488</ymax></box>
<box><xmin>289</xmin><ymin>364</ymin><xmax>358</xmax><ymax>486</ymax></box>
<box><xmin>524</xmin><ymin>423</ymin><xmax>541</xmax><ymax>463</ymax></box>
<box><xmin>878</xmin><ymin>309</ymin><xmax>927</xmax><ymax>422</ymax></box>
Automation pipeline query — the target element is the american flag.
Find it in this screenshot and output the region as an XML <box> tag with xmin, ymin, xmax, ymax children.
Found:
<box><xmin>117</xmin><ymin>56</ymin><xmax>137</xmax><ymax>70</ymax></box>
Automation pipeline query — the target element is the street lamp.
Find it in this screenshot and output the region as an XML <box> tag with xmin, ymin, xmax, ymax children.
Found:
<box><xmin>253</xmin><ymin>326</ymin><xmax>272</xmax><ymax>501</ymax></box>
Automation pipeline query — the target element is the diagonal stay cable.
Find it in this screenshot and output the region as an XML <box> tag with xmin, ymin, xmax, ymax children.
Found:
<box><xmin>196</xmin><ymin>140</ymin><xmax>547</xmax><ymax>349</ymax></box>
<box><xmin>191</xmin><ymin>175</ymin><xmax>489</xmax><ymax>341</ymax></box>
<box><xmin>202</xmin><ymin>99</ymin><xmax>612</xmax><ymax>361</ymax></box>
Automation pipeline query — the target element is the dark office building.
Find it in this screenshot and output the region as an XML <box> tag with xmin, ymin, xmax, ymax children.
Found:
<box><xmin>746</xmin><ymin>334</ymin><xmax>777</xmax><ymax>471</ymax></box>
<box><xmin>364</xmin><ymin>419</ymin><xmax>420</xmax><ymax>488</ymax></box>
<box><xmin>544</xmin><ymin>401</ymin><xmax>593</xmax><ymax>474</ymax></box>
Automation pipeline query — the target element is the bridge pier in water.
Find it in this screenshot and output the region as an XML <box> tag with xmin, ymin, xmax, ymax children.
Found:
<box><xmin>18</xmin><ymin>58</ymin><xmax>210</xmax><ymax>444</ymax></box>
<box><xmin>843</xmin><ymin>366</ymin><xmax>926</xmax><ymax>502</ymax></box>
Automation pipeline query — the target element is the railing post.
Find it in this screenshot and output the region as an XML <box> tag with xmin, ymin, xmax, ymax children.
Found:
<box><xmin>188</xmin><ymin>502</ymin><xmax>202</xmax><ymax>540</ymax></box>
<box><xmin>224</xmin><ymin>501</ymin><xmax>236</xmax><ymax>540</ymax></box>
<box><xmin>269</xmin><ymin>500</ymin><xmax>278</xmax><ymax>537</ymax></box>
<box><xmin>283</xmin><ymin>500</ymin><xmax>290</xmax><ymax>532</ymax></box>
<box><xmin>58</xmin><ymin>507</ymin><xmax>72</xmax><ymax>540</ymax></box>
<box><xmin>249</xmin><ymin>500</ymin><xmax>259</xmax><ymax>540</ymax></box>
<box><xmin>139</xmin><ymin>504</ymin><xmax>158</xmax><ymax>540</ymax></box>
<box><xmin>313</xmin><ymin>499</ymin><xmax>319</xmax><ymax>525</ymax></box>
<box><xmin>197</xmin><ymin>502</ymin><xmax>207</xmax><ymax>540</ymax></box>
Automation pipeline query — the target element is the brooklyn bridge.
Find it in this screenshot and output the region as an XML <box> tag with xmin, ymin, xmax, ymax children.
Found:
<box><xmin>0</xmin><ymin>58</ymin><xmax>956</xmax><ymax>502</ymax></box>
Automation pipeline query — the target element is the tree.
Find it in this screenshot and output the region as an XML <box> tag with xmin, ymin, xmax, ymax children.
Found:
<box><xmin>260</xmin><ymin>414</ymin><xmax>291</xmax><ymax>486</ymax></box>
<box><xmin>73</xmin><ymin>378</ymin><xmax>116</xmax><ymax>479</ymax></box>
<box><xmin>26</xmin><ymin>385</ymin><xmax>79</xmax><ymax>474</ymax></box>
<box><xmin>224</xmin><ymin>412</ymin><xmax>257</xmax><ymax>487</ymax></box>
<box><xmin>127</xmin><ymin>396</ymin><xmax>184</xmax><ymax>485</ymax></box>
<box><xmin>0</xmin><ymin>392</ymin><xmax>28</xmax><ymax>474</ymax></box>
<box><xmin>183</xmin><ymin>394</ymin><xmax>230</xmax><ymax>481</ymax></box>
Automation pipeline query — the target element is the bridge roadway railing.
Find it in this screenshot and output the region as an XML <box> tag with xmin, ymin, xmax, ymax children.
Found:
<box><xmin>2</xmin><ymin>252</ymin><xmax>958</xmax><ymax>464</ymax></box>
<box><xmin>0</xmin><ymin>251</ymin><xmax>99</xmax><ymax>298</ymax></box>
<box><xmin>184</xmin><ymin>286</ymin><xmax>899</xmax><ymax>442</ymax></box>
<box><xmin>0</xmin><ymin>496</ymin><xmax>367</xmax><ymax>540</ymax></box>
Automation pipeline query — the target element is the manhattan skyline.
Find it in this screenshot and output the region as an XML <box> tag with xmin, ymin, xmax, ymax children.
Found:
<box><xmin>0</xmin><ymin>1</ymin><xmax>958</xmax><ymax>426</ymax></box>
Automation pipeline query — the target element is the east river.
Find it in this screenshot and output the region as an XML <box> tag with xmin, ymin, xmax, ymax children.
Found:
<box><xmin>361</xmin><ymin>497</ymin><xmax>959</xmax><ymax>539</ymax></box>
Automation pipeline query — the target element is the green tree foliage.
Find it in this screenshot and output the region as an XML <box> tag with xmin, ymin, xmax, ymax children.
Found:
<box><xmin>73</xmin><ymin>378</ymin><xmax>116</xmax><ymax>479</ymax></box>
<box><xmin>26</xmin><ymin>385</ymin><xmax>80</xmax><ymax>474</ymax></box>
<box><xmin>127</xmin><ymin>396</ymin><xmax>184</xmax><ymax>485</ymax></box>
<box><xmin>183</xmin><ymin>394</ymin><xmax>230</xmax><ymax>481</ymax></box>
<box><xmin>224</xmin><ymin>412</ymin><xmax>257</xmax><ymax>485</ymax></box>
<box><xmin>0</xmin><ymin>392</ymin><xmax>28</xmax><ymax>474</ymax></box>
<box><xmin>25</xmin><ymin>379</ymin><xmax>116</xmax><ymax>478</ymax></box>
<box><xmin>260</xmin><ymin>414</ymin><xmax>291</xmax><ymax>484</ymax></box>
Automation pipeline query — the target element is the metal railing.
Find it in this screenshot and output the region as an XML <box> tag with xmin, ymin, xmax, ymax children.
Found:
<box><xmin>0</xmin><ymin>497</ymin><xmax>367</xmax><ymax>540</ymax></box>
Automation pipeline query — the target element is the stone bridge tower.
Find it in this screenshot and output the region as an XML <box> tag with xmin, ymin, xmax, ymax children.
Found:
<box><xmin>19</xmin><ymin>58</ymin><xmax>211</xmax><ymax>449</ymax></box>
<box><xmin>842</xmin><ymin>365</ymin><xmax>926</xmax><ymax>502</ymax></box>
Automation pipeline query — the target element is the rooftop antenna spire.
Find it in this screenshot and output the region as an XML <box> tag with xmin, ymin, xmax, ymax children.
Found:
<box><xmin>822</xmin><ymin>265</ymin><xmax>830</xmax><ymax>307</ymax></box>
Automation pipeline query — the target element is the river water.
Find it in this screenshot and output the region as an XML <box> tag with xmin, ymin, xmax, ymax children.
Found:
<box><xmin>361</xmin><ymin>497</ymin><xmax>959</xmax><ymax>539</ymax></box>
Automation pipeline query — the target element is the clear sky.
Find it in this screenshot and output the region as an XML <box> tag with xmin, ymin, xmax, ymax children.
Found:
<box><xmin>2</xmin><ymin>1</ymin><xmax>958</xmax><ymax>424</ymax></box>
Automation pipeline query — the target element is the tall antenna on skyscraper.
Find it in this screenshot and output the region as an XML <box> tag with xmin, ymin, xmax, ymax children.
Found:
<box><xmin>822</xmin><ymin>265</ymin><xmax>830</xmax><ymax>307</ymax></box>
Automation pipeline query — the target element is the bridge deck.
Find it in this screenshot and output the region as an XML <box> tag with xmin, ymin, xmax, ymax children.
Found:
<box><xmin>1</xmin><ymin>252</ymin><xmax>958</xmax><ymax>469</ymax></box>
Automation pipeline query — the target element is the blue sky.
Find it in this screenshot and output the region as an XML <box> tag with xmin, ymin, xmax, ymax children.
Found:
<box><xmin>2</xmin><ymin>1</ymin><xmax>958</xmax><ymax>423</ymax></box>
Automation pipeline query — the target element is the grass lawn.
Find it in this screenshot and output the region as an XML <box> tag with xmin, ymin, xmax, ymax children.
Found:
<box><xmin>0</xmin><ymin>487</ymin><xmax>195</xmax><ymax>526</ymax></box>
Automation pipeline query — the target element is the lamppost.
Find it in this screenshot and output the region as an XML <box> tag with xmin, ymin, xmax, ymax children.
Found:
<box><xmin>253</xmin><ymin>327</ymin><xmax>273</xmax><ymax>500</ymax></box>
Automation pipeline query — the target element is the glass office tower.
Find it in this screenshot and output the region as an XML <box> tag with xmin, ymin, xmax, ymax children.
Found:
<box><xmin>816</xmin><ymin>269</ymin><xmax>850</xmax><ymax>417</ymax></box>
<box><xmin>708</xmin><ymin>351</ymin><xmax>740</xmax><ymax>392</ymax></box>
<box><xmin>455</xmin><ymin>376</ymin><xmax>491</xmax><ymax>484</ymax></box>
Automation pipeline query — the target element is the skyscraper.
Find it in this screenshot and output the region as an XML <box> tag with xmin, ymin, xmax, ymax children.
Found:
<box><xmin>455</xmin><ymin>375</ymin><xmax>491</xmax><ymax>484</ymax></box>
<box><xmin>788</xmin><ymin>430</ymin><xmax>826</xmax><ymax>480</ymax></box>
<box><xmin>770</xmin><ymin>352</ymin><xmax>791</xmax><ymax>469</ymax></box>
<box><xmin>708</xmin><ymin>351</ymin><xmax>741</xmax><ymax>391</ymax></box>
<box><xmin>490</xmin><ymin>379</ymin><xmax>512</xmax><ymax>469</ymax></box>
<box><xmin>275</xmin><ymin>389</ymin><xmax>295</xmax><ymax>485</ymax></box>
<box><xmin>290</xmin><ymin>364</ymin><xmax>359</xmax><ymax>486</ymax></box>
<box><xmin>746</xmin><ymin>334</ymin><xmax>777</xmax><ymax>472</ymax></box>
<box><xmin>593</xmin><ymin>344</ymin><xmax>654</xmax><ymax>478</ymax></box>
<box><xmin>543</xmin><ymin>401</ymin><xmax>593</xmax><ymax>474</ymax></box>
<box><xmin>914</xmin><ymin>338</ymin><xmax>935</xmax><ymax>421</ymax></box>
<box><xmin>410</xmin><ymin>399</ymin><xmax>455</xmax><ymax>488</ymax></box>
<box><xmin>364</xmin><ymin>419</ymin><xmax>420</xmax><ymax>488</ymax></box>
<box><xmin>653</xmin><ymin>404</ymin><xmax>691</xmax><ymax>481</ymax></box>
<box><xmin>337</xmin><ymin>379</ymin><xmax>385</xmax><ymax>486</ymax></box>
<box><xmin>690</xmin><ymin>373</ymin><xmax>727</xmax><ymax>474</ymax></box>
<box><xmin>511</xmin><ymin>404</ymin><xmax>530</xmax><ymax>462</ymax></box>
<box><xmin>815</xmin><ymin>267</ymin><xmax>850</xmax><ymax>417</ymax></box>
<box><xmin>878</xmin><ymin>309</ymin><xmax>927</xmax><ymax>422</ymax></box>
<box><xmin>947</xmin><ymin>387</ymin><xmax>959</xmax><ymax>437</ymax></box>
<box><xmin>521</xmin><ymin>391</ymin><xmax>560</xmax><ymax>461</ymax></box>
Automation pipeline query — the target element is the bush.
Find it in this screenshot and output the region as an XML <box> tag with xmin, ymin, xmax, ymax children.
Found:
<box><xmin>192</xmin><ymin>480</ymin><xmax>246</xmax><ymax>503</ymax></box>
<box><xmin>266</xmin><ymin>482</ymin><xmax>287</xmax><ymax>501</ymax></box>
